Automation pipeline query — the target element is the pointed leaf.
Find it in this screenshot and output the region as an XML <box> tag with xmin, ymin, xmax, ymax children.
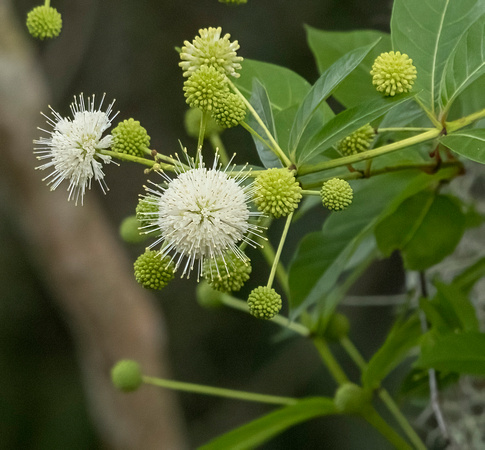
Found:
<box><xmin>306</xmin><ymin>27</ymin><xmax>391</xmax><ymax>108</ymax></box>
<box><xmin>199</xmin><ymin>398</ymin><xmax>336</xmax><ymax>450</ymax></box>
<box><xmin>289</xmin><ymin>40</ymin><xmax>380</xmax><ymax>157</ymax></box>
<box><xmin>391</xmin><ymin>0</ymin><xmax>485</xmax><ymax>114</ymax></box>
<box><xmin>440</xmin><ymin>129</ymin><xmax>485</xmax><ymax>163</ymax></box>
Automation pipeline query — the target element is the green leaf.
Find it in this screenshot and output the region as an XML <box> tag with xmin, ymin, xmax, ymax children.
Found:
<box><xmin>234</xmin><ymin>59</ymin><xmax>311</xmax><ymax>111</ymax></box>
<box><xmin>306</xmin><ymin>27</ymin><xmax>391</xmax><ymax>108</ymax></box>
<box><xmin>247</xmin><ymin>79</ymin><xmax>283</xmax><ymax>168</ymax></box>
<box><xmin>375</xmin><ymin>192</ymin><xmax>466</xmax><ymax>270</ymax></box>
<box><xmin>199</xmin><ymin>398</ymin><xmax>336</xmax><ymax>450</ymax></box>
<box><xmin>417</xmin><ymin>332</ymin><xmax>485</xmax><ymax>376</ymax></box>
<box><xmin>289</xmin><ymin>40</ymin><xmax>379</xmax><ymax>157</ymax></box>
<box><xmin>451</xmin><ymin>257</ymin><xmax>485</xmax><ymax>294</ymax></box>
<box><xmin>440</xmin><ymin>129</ymin><xmax>485</xmax><ymax>164</ymax></box>
<box><xmin>288</xmin><ymin>167</ymin><xmax>458</xmax><ymax>314</ymax></box>
<box><xmin>362</xmin><ymin>314</ymin><xmax>422</xmax><ymax>390</ymax></box>
<box><xmin>391</xmin><ymin>0</ymin><xmax>485</xmax><ymax>114</ymax></box>
<box><xmin>297</xmin><ymin>94</ymin><xmax>414</xmax><ymax>165</ymax></box>
<box><xmin>440</xmin><ymin>15</ymin><xmax>485</xmax><ymax>113</ymax></box>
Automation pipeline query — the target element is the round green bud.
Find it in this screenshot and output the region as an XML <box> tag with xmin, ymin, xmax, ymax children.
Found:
<box><xmin>183</xmin><ymin>65</ymin><xmax>229</xmax><ymax>112</ymax></box>
<box><xmin>119</xmin><ymin>215</ymin><xmax>146</xmax><ymax>244</ymax></box>
<box><xmin>254</xmin><ymin>168</ymin><xmax>302</xmax><ymax>218</ymax></box>
<box><xmin>111</xmin><ymin>118</ymin><xmax>151</xmax><ymax>157</ymax></box>
<box><xmin>134</xmin><ymin>249</ymin><xmax>175</xmax><ymax>290</ymax></box>
<box><xmin>26</xmin><ymin>5</ymin><xmax>62</xmax><ymax>40</ymax></box>
<box><xmin>212</xmin><ymin>93</ymin><xmax>246</xmax><ymax>128</ymax></box>
<box><xmin>370</xmin><ymin>51</ymin><xmax>417</xmax><ymax>97</ymax></box>
<box><xmin>337</xmin><ymin>124</ymin><xmax>375</xmax><ymax>157</ymax></box>
<box><xmin>324</xmin><ymin>313</ymin><xmax>350</xmax><ymax>342</ymax></box>
<box><xmin>184</xmin><ymin>108</ymin><xmax>223</xmax><ymax>139</ymax></box>
<box><xmin>321</xmin><ymin>178</ymin><xmax>353</xmax><ymax>212</ymax></box>
<box><xmin>247</xmin><ymin>286</ymin><xmax>282</xmax><ymax>320</ymax></box>
<box><xmin>111</xmin><ymin>360</ymin><xmax>143</xmax><ymax>393</ymax></box>
<box><xmin>196</xmin><ymin>280</ymin><xmax>225</xmax><ymax>309</ymax></box>
<box><xmin>135</xmin><ymin>196</ymin><xmax>158</xmax><ymax>229</ymax></box>
<box><xmin>334</xmin><ymin>383</ymin><xmax>371</xmax><ymax>414</ymax></box>
<box><xmin>203</xmin><ymin>252</ymin><xmax>251</xmax><ymax>293</ymax></box>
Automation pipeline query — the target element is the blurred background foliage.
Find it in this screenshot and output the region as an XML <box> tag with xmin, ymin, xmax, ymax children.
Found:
<box><xmin>2</xmin><ymin>0</ymin><xmax>406</xmax><ymax>448</ymax></box>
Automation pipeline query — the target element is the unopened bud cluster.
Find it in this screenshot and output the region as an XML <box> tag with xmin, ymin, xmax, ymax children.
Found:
<box><xmin>134</xmin><ymin>249</ymin><xmax>175</xmax><ymax>290</ymax></box>
<box><xmin>26</xmin><ymin>5</ymin><xmax>62</xmax><ymax>40</ymax></box>
<box><xmin>136</xmin><ymin>196</ymin><xmax>158</xmax><ymax>229</ymax></box>
<box><xmin>247</xmin><ymin>286</ymin><xmax>282</xmax><ymax>320</ymax></box>
<box><xmin>112</xmin><ymin>119</ymin><xmax>151</xmax><ymax>157</ymax></box>
<box><xmin>338</xmin><ymin>124</ymin><xmax>375</xmax><ymax>156</ymax></box>
<box><xmin>370</xmin><ymin>51</ymin><xmax>417</xmax><ymax>96</ymax></box>
<box><xmin>255</xmin><ymin>168</ymin><xmax>302</xmax><ymax>218</ymax></box>
<box><xmin>203</xmin><ymin>252</ymin><xmax>252</xmax><ymax>293</ymax></box>
<box><xmin>321</xmin><ymin>178</ymin><xmax>353</xmax><ymax>211</ymax></box>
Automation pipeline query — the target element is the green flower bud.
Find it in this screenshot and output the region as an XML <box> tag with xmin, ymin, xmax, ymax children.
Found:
<box><xmin>184</xmin><ymin>108</ymin><xmax>223</xmax><ymax>139</ymax></box>
<box><xmin>212</xmin><ymin>93</ymin><xmax>246</xmax><ymax>128</ymax></box>
<box><xmin>111</xmin><ymin>118</ymin><xmax>151</xmax><ymax>157</ymax></box>
<box><xmin>324</xmin><ymin>313</ymin><xmax>350</xmax><ymax>342</ymax></box>
<box><xmin>370</xmin><ymin>51</ymin><xmax>417</xmax><ymax>97</ymax></box>
<box><xmin>254</xmin><ymin>168</ymin><xmax>302</xmax><ymax>218</ymax></box>
<box><xmin>111</xmin><ymin>360</ymin><xmax>143</xmax><ymax>393</ymax></box>
<box><xmin>337</xmin><ymin>124</ymin><xmax>375</xmax><ymax>157</ymax></box>
<box><xmin>119</xmin><ymin>215</ymin><xmax>146</xmax><ymax>244</ymax></box>
<box><xmin>26</xmin><ymin>5</ymin><xmax>62</xmax><ymax>40</ymax></box>
<box><xmin>196</xmin><ymin>280</ymin><xmax>225</xmax><ymax>309</ymax></box>
<box><xmin>334</xmin><ymin>383</ymin><xmax>371</xmax><ymax>414</ymax></box>
<box><xmin>183</xmin><ymin>65</ymin><xmax>229</xmax><ymax>112</ymax></box>
<box><xmin>321</xmin><ymin>178</ymin><xmax>353</xmax><ymax>212</ymax></box>
<box><xmin>203</xmin><ymin>252</ymin><xmax>251</xmax><ymax>293</ymax></box>
<box><xmin>134</xmin><ymin>249</ymin><xmax>175</xmax><ymax>290</ymax></box>
<box><xmin>247</xmin><ymin>286</ymin><xmax>282</xmax><ymax>320</ymax></box>
<box><xmin>135</xmin><ymin>196</ymin><xmax>158</xmax><ymax>229</ymax></box>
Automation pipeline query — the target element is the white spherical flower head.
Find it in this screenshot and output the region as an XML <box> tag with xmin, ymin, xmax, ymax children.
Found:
<box><xmin>143</xmin><ymin>151</ymin><xmax>263</xmax><ymax>279</ymax></box>
<box><xmin>179</xmin><ymin>26</ymin><xmax>243</xmax><ymax>78</ymax></box>
<box><xmin>34</xmin><ymin>93</ymin><xmax>118</xmax><ymax>205</ymax></box>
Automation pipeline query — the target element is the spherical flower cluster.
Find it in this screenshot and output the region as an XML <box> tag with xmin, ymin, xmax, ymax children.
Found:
<box><xmin>179</xmin><ymin>27</ymin><xmax>243</xmax><ymax>78</ymax></box>
<box><xmin>34</xmin><ymin>93</ymin><xmax>118</xmax><ymax>205</ymax></box>
<box><xmin>370</xmin><ymin>51</ymin><xmax>417</xmax><ymax>96</ymax></box>
<box><xmin>136</xmin><ymin>196</ymin><xmax>159</xmax><ymax>229</ymax></box>
<box><xmin>183</xmin><ymin>65</ymin><xmax>230</xmax><ymax>112</ymax></box>
<box><xmin>247</xmin><ymin>286</ymin><xmax>282</xmax><ymax>320</ymax></box>
<box><xmin>111</xmin><ymin>119</ymin><xmax>150</xmax><ymax>157</ymax></box>
<box><xmin>111</xmin><ymin>360</ymin><xmax>143</xmax><ymax>393</ymax></box>
<box><xmin>134</xmin><ymin>249</ymin><xmax>175</xmax><ymax>290</ymax></box>
<box><xmin>337</xmin><ymin>124</ymin><xmax>375</xmax><ymax>156</ymax></box>
<box><xmin>254</xmin><ymin>168</ymin><xmax>302</xmax><ymax>218</ymax></box>
<box><xmin>321</xmin><ymin>178</ymin><xmax>353</xmax><ymax>212</ymax></box>
<box><xmin>184</xmin><ymin>108</ymin><xmax>223</xmax><ymax>139</ymax></box>
<box><xmin>26</xmin><ymin>5</ymin><xmax>62</xmax><ymax>40</ymax></box>
<box><xmin>143</xmin><ymin>151</ymin><xmax>263</xmax><ymax>279</ymax></box>
<box><xmin>203</xmin><ymin>251</ymin><xmax>252</xmax><ymax>293</ymax></box>
<box><xmin>212</xmin><ymin>93</ymin><xmax>246</xmax><ymax>128</ymax></box>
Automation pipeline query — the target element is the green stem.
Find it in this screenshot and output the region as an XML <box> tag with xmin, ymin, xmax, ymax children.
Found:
<box><xmin>267</xmin><ymin>212</ymin><xmax>293</xmax><ymax>290</ymax></box>
<box><xmin>45</xmin><ymin>0</ymin><xmax>50</xmax><ymax>7</ymax></box>
<box><xmin>312</xmin><ymin>338</ymin><xmax>348</xmax><ymax>385</ymax></box>
<box><xmin>340</xmin><ymin>338</ymin><xmax>427</xmax><ymax>450</ymax></box>
<box><xmin>228</xmin><ymin>79</ymin><xmax>293</xmax><ymax>167</ymax></box>
<box><xmin>414</xmin><ymin>97</ymin><xmax>441</xmax><ymax>129</ymax></box>
<box><xmin>219</xmin><ymin>294</ymin><xmax>310</xmax><ymax>336</ymax></box>
<box><xmin>209</xmin><ymin>133</ymin><xmax>230</xmax><ymax>166</ymax></box>
<box><xmin>378</xmin><ymin>127</ymin><xmax>434</xmax><ymax>132</ymax></box>
<box><xmin>99</xmin><ymin>150</ymin><xmax>169</xmax><ymax>169</ymax></box>
<box><xmin>365</xmin><ymin>407</ymin><xmax>413</xmax><ymax>450</ymax></box>
<box><xmin>298</xmin><ymin>129</ymin><xmax>441</xmax><ymax>176</ymax></box>
<box><xmin>143</xmin><ymin>376</ymin><xmax>297</xmax><ymax>406</ymax></box>
<box><xmin>300</xmin><ymin>189</ymin><xmax>320</xmax><ymax>196</ymax></box>
<box><xmin>197</xmin><ymin>111</ymin><xmax>209</xmax><ymax>150</ymax></box>
<box><xmin>446</xmin><ymin>106</ymin><xmax>485</xmax><ymax>133</ymax></box>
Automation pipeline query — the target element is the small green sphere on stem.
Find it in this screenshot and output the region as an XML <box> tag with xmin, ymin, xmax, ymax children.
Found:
<box><xmin>111</xmin><ymin>360</ymin><xmax>143</xmax><ymax>393</ymax></box>
<box><xmin>370</xmin><ymin>51</ymin><xmax>417</xmax><ymax>96</ymax></box>
<box><xmin>26</xmin><ymin>5</ymin><xmax>62</xmax><ymax>40</ymax></box>
<box><xmin>134</xmin><ymin>249</ymin><xmax>175</xmax><ymax>290</ymax></box>
<box><xmin>321</xmin><ymin>178</ymin><xmax>353</xmax><ymax>212</ymax></box>
<box><xmin>203</xmin><ymin>252</ymin><xmax>252</xmax><ymax>293</ymax></box>
<box><xmin>247</xmin><ymin>286</ymin><xmax>282</xmax><ymax>320</ymax></box>
<box><xmin>112</xmin><ymin>119</ymin><xmax>151</xmax><ymax>157</ymax></box>
<box><xmin>338</xmin><ymin>124</ymin><xmax>375</xmax><ymax>156</ymax></box>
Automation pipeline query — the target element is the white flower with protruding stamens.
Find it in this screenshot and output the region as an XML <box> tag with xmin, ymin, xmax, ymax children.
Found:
<box><xmin>141</xmin><ymin>150</ymin><xmax>263</xmax><ymax>279</ymax></box>
<box><xmin>34</xmin><ymin>93</ymin><xmax>118</xmax><ymax>205</ymax></box>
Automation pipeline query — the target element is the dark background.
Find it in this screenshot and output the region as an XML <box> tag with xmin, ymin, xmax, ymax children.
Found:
<box><xmin>2</xmin><ymin>1</ymin><xmax>408</xmax><ymax>448</ymax></box>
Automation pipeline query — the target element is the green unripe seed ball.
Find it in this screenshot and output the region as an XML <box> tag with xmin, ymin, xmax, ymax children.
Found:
<box><xmin>370</xmin><ymin>51</ymin><xmax>417</xmax><ymax>97</ymax></box>
<box><xmin>26</xmin><ymin>5</ymin><xmax>62</xmax><ymax>40</ymax></box>
<box><xmin>212</xmin><ymin>93</ymin><xmax>246</xmax><ymax>128</ymax></box>
<box><xmin>247</xmin><ymin>286</ymin><xmax>282</xmax><ymax>320</ymax></box>
<box><xmin>111</xmin><ymin>360</ymin><xmax>143</xmax><ymax>393</ymax></box>
<box><xmin>119</xmin><ymin>215</ymin><xmax>146</xmax><ymax>244</ymax></box>
<box><xmin>203</xmin><ymin>252</ymin><xmax>251</xmax><ymax>293</ymax></box>
<box><xmin>183</xmin><ymin>65</ymin><xmax>229</xmax><ymax>112</ymax></box>
<box><xmin>334</xmin><ymin>383</ymin><xmax>371</xmax><ymax>414</ymax></box>
<box><xmin>337</xmin><ymin>124</ymin><xmax>375</xmax><ymax>157</ymax></box>
<box><xmin>134</xmin><ymin>249</ymin><xmax>175</xmax><ymax>290</ymax></box>
<box><xmin>135</xmin><ymin>196</ymin><xmax>159</xmax><ymax>229</ymax></box>
<box><xmin>321</xmin><ymin>178</ymin><xmax>353</xmax><ymax>212</ymax></box>
<box><xmin>111</xmin><ymin>118</ymin><xmax>151</xmax><ymax>157</ymax></box>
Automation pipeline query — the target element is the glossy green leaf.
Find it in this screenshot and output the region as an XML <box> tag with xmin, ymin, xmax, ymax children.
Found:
<box><xmin>375</xmin><ymin>192</ymin><xmax>466</xmax><ymax>270</ymax></box>
<box><xmin>391</xmin><ymin>0</ymin><xmax>485</xmax><ymax>114</ymax></box>
<box><xmin>440</xmin><ymin>129</ymin><xmax>485</xmax><ymax>164</ymax></box>
<box><xmin>448</xmin><ymin>74</ymin><xmax>485</xmax><ymax>125</ymax></box>
<box><xmin>440</xmin><ymin>16</ymin><xmax>485</xmax><ymax>113</ymax></box>
<box><xmin>288</xmin><ymin>167</ymin><xmax>459</xmax><ymax>314</ymax></box>
<box><xmin>289</xmin><ymin>40</ymin><xmax>379</xmax><ymax>157</ymax></box>
<box><xmin>362</xmin><ymin>314</ymin><xmax>422</xmax><ymax>390</ymax></box>
<box><xmin>417</xmin><ymin>332</ymin><xmax>485</xmax><ymax>376</ymax></box>
<box><xmin>199</xmin><ymin>397</ymin><xmax>336</xmax><ymax>450</ymax></box>
<box><xmin>234</xmin><ymin>59</ymin><xmax>310</xmax><ymax>111</ymax></box>
<box><xmin>296</xmin><ymin>94</ymin><xmax>414</xmax><ymax>165</ymax></box>
<box><xmin>247</xmin><ymin>79</ymin><xmax>283</xmax><ymax>168</ymax></box>
<box><xmin>306</xmin><ymin>27</ymin><xmax>391</xmax><ymax>108</ymax></box>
